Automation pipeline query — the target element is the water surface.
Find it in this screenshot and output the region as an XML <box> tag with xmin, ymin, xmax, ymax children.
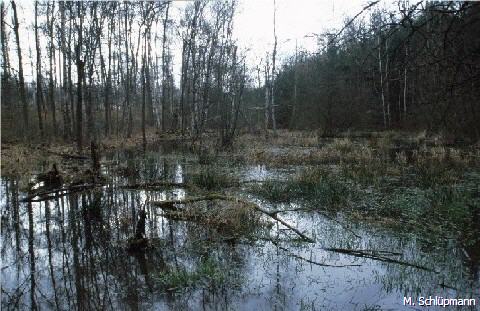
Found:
<box><xmin>1</xmin><ymin>144</ymin><xmax>479</xmax><ymax>310</ymax></box>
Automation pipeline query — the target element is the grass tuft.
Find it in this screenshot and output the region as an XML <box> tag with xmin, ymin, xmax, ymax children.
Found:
<box><xmin>189</xmin><ymin>168</ymin><xmax>235</xmax><ymax>190</ymax></box>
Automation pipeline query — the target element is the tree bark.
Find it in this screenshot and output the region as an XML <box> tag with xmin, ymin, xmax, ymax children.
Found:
<box><xmin>1</xmin><ymin>2</ymin><xmax>10</xmax><ymax>81</ymax></box>
<box><xmin>378</xmin><ymin>35</ymin><xmax>387</xmax><ymax>129</ymax></box>
<box><xmin>124</xmin><ymin>3</ymin><xmax>132</xmax><ymax>138</ymax></box>
<box><xmin>60</xmin><ymin>2</ymin><xmax>71</xmax><ymax>140</ymax></box>
<box><xmin>403</xmin><ymin>44</ymin><xmax>408</xmax><ymax>123</ymax></box>
<box><xmin>271</xmin><ymin>0</ymin><xmax>278</xmax><ymax>137</ymax></box>
<box><xmin>47</xmin><ymin>2</ymin><xmax>57</xmax><ymax>136</ymax></box>
<box><xmin>35</xmin><ymin>2</ymin><xmax>45</xmax><ymax>139</ymax></box>
<box><xmin>11</xmin><ymin>1</ymin><xmax>29</xmax><ymax>133</ymax></box>
<box><xmin>161</xmin><ymin>2</ymin><xmax>170</xmax><ymax>132</ymax></box>
<box><xmin>264</xmin><ymin>58</ymin><xmax>270</xmax><ymax>138</ymax></box>
<box><xmin>76</xmin><ymin>2</ymin><xmax>84</xmax><ymax>151</ymax></box>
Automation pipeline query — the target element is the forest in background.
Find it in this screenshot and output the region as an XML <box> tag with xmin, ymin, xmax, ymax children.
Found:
<box><xmin>1</xmin><ymin>1</ymin><xmax>480</xmax><ymax>149</ymax></box>
<box><xmin>271</xmin><ymin>1</ymin><xmax>480</xmax><ymax>140</ymax></box>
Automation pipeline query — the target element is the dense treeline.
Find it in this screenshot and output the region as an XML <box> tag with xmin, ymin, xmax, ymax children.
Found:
<box><xmin>270</xmin><ymin>2</ymin><xmax>480</xmax><ymax>140</ymax></box>
<box><xmin>2</xmin><ymin>1</ymin><xmax>479</xmax><ymax>148</ymax></box>
<box><xmin>1</xmin><ymin>0</ymin><xmax>246</xmax><ymax>148</ymax></box>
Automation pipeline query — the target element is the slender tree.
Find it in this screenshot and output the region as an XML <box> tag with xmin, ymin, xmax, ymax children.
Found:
<box><xmin>47</xmin><ymin>2</ymin><xmax>57</xmax><ymax>135</ymax></box>
<box><xmin>35</xmin><ymin>1</ymin><xmax>45</xmax><ymax>138</ymax></box>
<box><xmin>60</xmin><ymin>1</ymin><xmax>71</xmax><ymax>139</ymax></box>
<box><xmin>76</xmin><ymin>2</ymin><xmax>84</xmax><ymax>150</ymax></box>
<box><xmin>1</xmin><ymin>2</ymin><xmax>10</xmax><ymax>82</ymax></box>
<box><xmin>161</xmin><ymin>1</ymin><xmax>170</xmax><ymax>132</ymax></box>
<box><xmin>11</xmin><ymin>1</ymin><xmax>29</xmax><ymax>133</ymax></box>
<box><xmin>270</xmin><ymin>0</ymin><xmax>277</xmax><ymax>137</ymax></box>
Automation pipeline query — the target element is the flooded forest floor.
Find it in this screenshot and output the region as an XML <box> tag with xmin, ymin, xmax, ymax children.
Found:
<box><xmin>1</xmin><ymin>130</ymin><xmax>480</xmax><ymax>310</ymax></box>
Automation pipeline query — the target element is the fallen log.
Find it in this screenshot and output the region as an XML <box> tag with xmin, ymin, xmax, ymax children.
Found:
<box><xmin>122</xmin><ymin>180</ymin><xmax>262</xmax><ymax>191</ymax></box>
<box><xmin>270</xmin><ymin>239</ymin><xmax>361</xmax><ymax>268</ymax></box>
<box><xmin>22</xmin><ymin>183</ymin><xmax>101</xmax><ymax>202</ymax></box>
<box><xmin>323</xmin><ymin>247</ymin><xmax>436</xmax><ymax>272</ymax></box>
<box><xmin>316</xmin><ymin>211</ymin><xmax>362</xmax><ymax>239</ymax></box>
<box><xmin>260</xmin><ymin>238</ymin><xmax>362</xmax><ymax>268</ymax></box>
<box><xmin>150</xmin><ymin>194</ymin><xmax>315</xmax><ymax>243</ymax></box>
<box><xmin>46</xmin><ymin>150</ymin><xmax>89</xmax><ymax>160</ymax></box>
<box><xmin>120</xmin><ymin>182</ymin><xmax>188</xmax><ymax>190</ymax></box>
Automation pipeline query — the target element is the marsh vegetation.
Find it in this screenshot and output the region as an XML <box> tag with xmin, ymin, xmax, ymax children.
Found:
<box><xmin>2</xmin><ymin>131</ymin><xmax>480</xmax><ymax>310</ymax></box>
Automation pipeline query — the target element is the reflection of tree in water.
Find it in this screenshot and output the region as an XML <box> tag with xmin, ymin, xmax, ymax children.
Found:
<box><xmin>1</xmin><ymin>178</ymin><xmax>250</xmax><ymax>310</ymax></box>
<box><xmin>3</xmin><ymin>150</ymin><xmax>478</xmax><ymax>310</ymax></box>
<box><xmin>374</xmin><ymin>231</ymin><xmax>480</xmax><ymax>300</ymax></box>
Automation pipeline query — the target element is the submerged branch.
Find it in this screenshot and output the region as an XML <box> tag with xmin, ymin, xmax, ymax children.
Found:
<box><xmin>150</xmin><ymin>194</ymin><xmax>315</xmax><ymax>243</ymax></box>
<box><xmin>269</xmin><ymin>239</ymin><xmax>361</xmax><ymax>268</ymax></box>
<box><xmin>122</xmin><ymin>179</ymin><xmax>263</xmax><ymax>191</ymax></box>
<box><xmin>323</xmin><ymin>247</ymin><xmax>436</xmax><ymax>272</ymax></box>
<box><xmin>120</xmin><ymin>181</ymin><xmax>188</xmax><ymax>190</ymax></box>
<box><xmin>316</xmin><ymin>211</ymin><xmax>362</xmax><ymax>239</ymax></box>
<box><xmin>22</xmin><ymin>183</ymin><xmax>101</xmax><ymax>202</ymax></box>
<box><xmin>46</xmin><ymin>151</ymin><xmax>89</xmax><ymax>160</ymax></box>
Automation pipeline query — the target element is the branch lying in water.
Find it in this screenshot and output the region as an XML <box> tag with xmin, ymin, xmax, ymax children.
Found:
<box><xmin>120</xmin><ymin>182</ymin><xmax>188</xmax><ymax>190</ymax></box>
<box><xmin>268</xmin><ymin>207</ymin><xmax>362</xmax><ymax>240</ymax></box>
<box><xmin>22</xmin><ymin>183</ymin><xmax>101</xmax><ymax>202</ymax></box>
<box><xmin>46</xmin><ymin>150</ymin><xmax>89</xmax><ymax>160</ymax></box>
<box><xmin>323</xmin><ymin>247</ymin><xmax>436</xmax><ymax>272</ymax></box>
<box><xmin>122</xmin><ymin>179</ymin><xmax>262</xmax><ymax>191</ymax></box>
<box><xmin>267</xmin><ymin>238</ymin><xmax>362</xmax><ymax>268</ymax></box>
<box><xmin>150</xmin><ymin>194</ymin><xmax>315</xmax><ymax>243</ymax></box>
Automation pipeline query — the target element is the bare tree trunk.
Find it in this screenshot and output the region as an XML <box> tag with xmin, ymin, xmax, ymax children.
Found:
<box><xmin>141</xmin><ymin>35</ymin><xmax>147</xmax><ymax>148</ymax></box>
<box><xmin>11</xmin><ymin>1</ymin><xmax>29</xmax><ymax>133</ymax></box>
<box><xmin>104</xmin><ymin>4</ymin><xmax>115</xmax><ymax>136</ymax></box>
<box><xmin>68</xmin><ymin>8</ymin><xmax>75</xmax><ymax>136</ymax></box>
<box><xmin>264</xmin><ymin>57</ymin><xmax>270</xmax><ymax>138</ymax></box>
<box><xmin>142</xmin><ymin>58</ymin><xmax>146</xmax><ymax>147</ymax></box>
<box><xmin>124</xmin><ymin>3</ymin><xmax>132</xmax><ymax>138</ymax></box>
<box><xmin>35</xmin><ymin>2</ymin><xmax>45</xmax><ymax>139</ymax></box>
<box><xmin>180</xmin><ymin>39</ymin><xmax>188</xmax><ymax>136</ymax></box>
<box><xmin>403</xmin><ymin>44</ymin><xmax>408</xmax><ymax>123</ymax></box>
<box><xmin>146</xmin><ymin>36</ymin><xmax>154</xmax><ymax>127</ymax></box>
<box><xmin>161</xmin><ymin>2</ymin><xmax>170</xmax><ymax>132</ymax></box>
<box><xmin>76</xmin><ymin>2</ymin><xmax>84</xmax><ymax>151</ymax></box>
<box><xmin>60</xmin><ymin>2</ymin><xmax>71</xmax><ymax>140</ymax></box>
<box><xmin>385</xmin><ymin>38</ymin><xmax>390</xmax><ymax>127</ymax></box>
<box><xmin>378</xmin><ymin>36</ymin><xmax>386</xmax><ymax>129</ymax></box>
<box><xmin>271</xmin><ymin>0</ymin><xmax>277</xmax><ymax>137</ymax></box>
<box><xmin>290</xmin><ymin>39</ymin><xmax>298</xmax><ymax>130</ymax></box>
<box><xmin>1</xmin><ymin>2</ymin><xmax>10</xmax><ymax>81</ymax></box>
<box><xmin>84</xmin><ymin>3</ymin><xmax>99</xmax><ymax>143</ymax></box>
<box><xmin>47</xmin><ymin>2</ymin><xmax>57</xmax><ymax>136</ymax></box>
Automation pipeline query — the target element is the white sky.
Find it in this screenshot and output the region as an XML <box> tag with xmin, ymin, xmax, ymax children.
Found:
<box><xmin>234</xmin><ymin>0</ymin><xmax>369</xmax><ymax>66</ymax></box>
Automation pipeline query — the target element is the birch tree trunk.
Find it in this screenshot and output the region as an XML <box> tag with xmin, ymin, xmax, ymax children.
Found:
<box><xmin>1</xmin><ymin>3</ymin><xmax>10</xmax><ymax>82</ymax></box>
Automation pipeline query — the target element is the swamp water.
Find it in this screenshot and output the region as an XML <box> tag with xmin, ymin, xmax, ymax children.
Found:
<box><xmin>1</xmin><ymin>144</ymin><xmax>479</xmax><ymax>310</ymax></box>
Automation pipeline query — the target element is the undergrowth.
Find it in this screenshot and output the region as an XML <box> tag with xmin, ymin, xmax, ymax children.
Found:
<box><xmin>252</xmin><ymin>161</ymin><xmax>480</xmax><ymax>237</ymax></box>
<box><xmin>189</xmin><ymin>167</ymin><xmax>236</xmax><ymax>190</ymax></box>
<box><xmin>153</xmin><ymin>257</ymin><xmax>229</xmax><ymax>291</ymax></box>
